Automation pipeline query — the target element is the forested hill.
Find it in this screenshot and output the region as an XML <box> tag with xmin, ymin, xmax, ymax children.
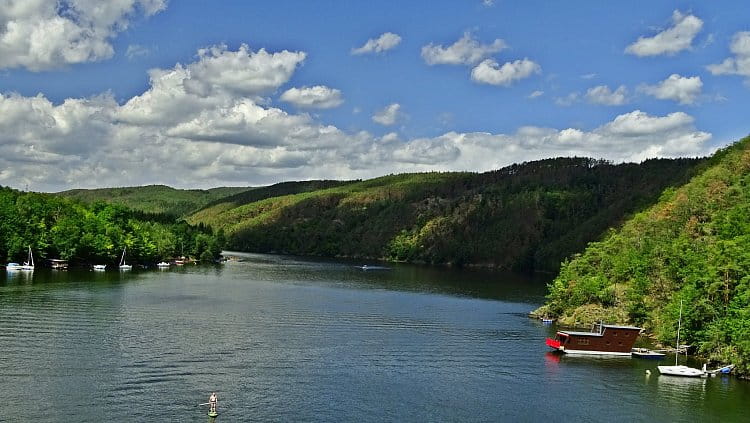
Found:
<box><xmin>0</xmin><ymin>187</ymin><xmax>222</xmax><ymax>266</ymax></box>
<box><xmin>538</xmin><ymin>136</ymin><xmax>750</xmax><ymax>373</ymax></box>
<box><xmin>187</xmin><ymin>156</ymin><xmax>705</xmax><ymax>272</ymax></box>
<box><xmin>56</xmin><ymin>185</ymin><xmax>252</xmax><ymax>217</ymax></box>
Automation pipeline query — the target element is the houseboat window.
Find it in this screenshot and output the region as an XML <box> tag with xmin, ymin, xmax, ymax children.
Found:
<box><xmin>618</xmin><ymin>342</ymin><xmax>623</xmax><ymax>346</ymax></box>
<box><xmin>613</xmin><ymin>332</ymin><xmax>617</xmax><ymax>336</ymax></box>
<box><xmin>577</xmin><ymin>339</ymin><xmax>590</xmax><ymax>345</ymax></box>
<box><xmin>625</xmin><ymin>332</ymin><xmax>630</xmax><ymax>337</ymax></box>
<box><xmin>606</xmin><ymin>341</ymin><xmax>610</xmax><ymax>345</ymax></box>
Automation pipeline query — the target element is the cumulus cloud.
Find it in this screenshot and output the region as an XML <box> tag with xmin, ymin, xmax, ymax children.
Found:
<box><xmin>639</xmin><ymin>74</ymin><xmax>702</xmax><ymax>104</ymax></box>
<box><xmin>625</xmin><ymin>10</ymin><xmax>703</xmax><ymax>57</ymax></box>
<box><xmin>470</xmin><ymin>58</ymin><xmax>540</xmax><ymax>86</ymax></box>
<box><xmin>372</xmin><ymin>103</ymin><xmax>402</xmax><ymax>126</ymax></box>
<box><xmin>182</xmin><ymin>44</ymin><xmax>306</xmax><ymax>98</ymax></box>
<box><xmin>707</xmin><ymin>31</ymin><xmax>750</xmax><ymax>82</ymax></box>
<box><xmin>280</xmin><ymin>86</ymin><xmax>344</xmax><ymax>109</ymax></box>
<box><xmin>585</xmin><ymin>85</ymin><xmax>628</xmax><ymax>105</ymax></box>
<box><xmin>0</xmin><ymin>43</ymin><xmax>714</xmax><ymax>191</ymax></box>
<box><xmin>422</xmin><ymin>32</ymin><xmax>507</xmax><ymax>66</ymax></box>
<box><xmin>351</xmin><ymin>32</ymin><xmax>402</xmax><ymax>55</ymax></box>
<box><xmin>0</xmin><ymin>0</ymin><xmax>167</xmax><ymax>71</ymax></box>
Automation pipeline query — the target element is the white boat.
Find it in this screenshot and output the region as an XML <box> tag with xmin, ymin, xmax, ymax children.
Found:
<box><xmin>658</xmin><ymin>300</ymin><xmax>705</xmax><ymax>377</ymax></box>
<box><xmin>93</xmin><ymin>264</ymin><xmax>107</xmax><ymax>271</ymax></box>
<box><xmin>157</xmin><ymin>261</ymin><xmax>170</xmax><ymax>268</ymax></box>
<box><xmin>119</xmin><ymin>248</ymin><xmax>132</xmax><ymax>271</ymax></box>
<box><xmin>658</xmin><ymin>364</ymin><xmax>706</xmax><ymax>377</ymax></box>
<box><xmin>5</xmin><ymin>262</ymin><xmax>21</xmax><ymax>271</ymax></box>
<box><xmin>20</xmin><ymin>246</ymin><xmax>34</xmax><ymax>271</ymax></box>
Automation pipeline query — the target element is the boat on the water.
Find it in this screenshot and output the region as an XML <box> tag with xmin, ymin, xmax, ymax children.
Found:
<box><xmin>157</xmin><ymin>261</ymin><xmax>170</xmax><ymax>268</ymax></box>
<box><xmin>49</xmin><ymin>259</ymin><xmax>68</xmax><ymax>270</ymax></box>
<box><xmin>20</xmin><ymin>246</ymin><xmax>34</xmax><ymax>271</ymax></box>
<box><xmin>119</xmin><ymin>248</ymin><xmax>132</xmax><ymax>271</ymax></box>
<box><xmin>658</xmin><ymin>364</ymin><xmax>706</xmax><ymax>377</ymax></box>
<box><xmin>545</xmin><ymin>322</ymin><xmax>642</xmax><ymax>356</ymax></box>
<box><xmin>93</xmin><ymin>264</ymin><xmax>107</xmax><ymax>271</ymax></box>
<box><xmin>631</xmin><ymin>348</ymin><xmax>666</xmax><ymax>359</ymax></box>
<box><xmin>5</xmin><ymin>262</ymin><xmax>21</xmax><ymax>271</ymax></box>
<box><xmin>658</xmin><ymin>300</ymin><xmax>705</xmax><ymax>377</ymax></box>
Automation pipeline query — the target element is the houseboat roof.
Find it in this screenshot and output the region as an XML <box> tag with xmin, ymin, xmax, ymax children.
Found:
<box><xmin>601</xmin><ymin>324</ymin><xmax>642</xmax><ymax>330</ymax></box>
<box><xmin>559</xmin><ymin>325</ymin><xmax>642</xmax><ymax>337</ymax></box>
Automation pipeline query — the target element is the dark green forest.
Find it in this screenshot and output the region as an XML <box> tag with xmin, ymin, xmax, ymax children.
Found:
<box><xmin>0</xmin><ymin>187</ymin><xmax>222</xmax><ymax>266</ymax></box>
<box><xmin>57</xmin><ymin>184</ymin><xmax>251</xmax><ymax>217</ymax></box>
<box><xmin>538</xmin><ymin>136</ymin><xmax>750</xmax><ymax>373</ymax></box>
<box><xmin>188</xmin><ymin>156</ymin><xmax>704</xmax><ymax>272</ymax></box>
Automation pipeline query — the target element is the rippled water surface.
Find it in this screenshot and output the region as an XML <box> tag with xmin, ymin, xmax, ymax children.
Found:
<box><xmin>1</xmin><ymin>253</ymin><xmax>748</xmax><ymax>422</ymax></box>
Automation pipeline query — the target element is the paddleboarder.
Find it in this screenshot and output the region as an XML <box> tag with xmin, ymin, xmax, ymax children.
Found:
<box><xmin>209</xmin><ymin>392</ymin><xmax>218</xmax><ymax>414</ymax></box>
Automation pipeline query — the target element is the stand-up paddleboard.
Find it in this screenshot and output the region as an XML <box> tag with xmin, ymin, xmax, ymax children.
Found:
<box><xmin>208</xmin><ymin>410</ymin><xmax>218</xmax><ymax>417</ymax></box>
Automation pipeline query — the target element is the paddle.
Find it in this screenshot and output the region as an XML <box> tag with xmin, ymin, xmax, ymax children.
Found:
<box><xmin>198</xmin><ymin>402</ymin><xmax>210</xmax><ymax>406</ymax></box>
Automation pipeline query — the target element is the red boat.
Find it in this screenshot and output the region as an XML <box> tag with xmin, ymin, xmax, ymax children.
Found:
<box><xmin>546</xmin><ymin>323</ymin><xmax>642</xmax><ymax>356</ymax></box>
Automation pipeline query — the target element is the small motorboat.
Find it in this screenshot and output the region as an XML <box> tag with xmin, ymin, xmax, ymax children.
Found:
<box><xmin>93</xmin><ymin>264</ymin><xmax>107</xmax><ymax>271</ymax></box>
<box><xmin>157</xmin><ymin>261</ymin><xmax>171</xmax><ymax>268</ymax></box>
<box><xmin>632</xmin><ymin>348</ymin><xmax>666</xmax><ymax>359</ymax></box>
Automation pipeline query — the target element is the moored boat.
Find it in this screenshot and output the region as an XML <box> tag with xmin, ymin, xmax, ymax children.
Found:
<box><xmin>5</xmin><ymin>262</ymin><xmax>22</xmax><ymax>271</ymax></box>
<box><xmin>119</xmin><ymin>248</ymin><xmax>132</xmax><ymax>270</ymax></box>
<box><xmin>157</xmin><ymin>261</ymin><xmax>170</xmax><ymax>268</ymax></box>
<box><xmin>545</xmin><ymin>322</ymin><xmax>642</xmax><ymax>356</ymax></box>
<box><xmin>631</xmin><ymin>348</ymin><xmax>666</xmax><ymax>359</ymax></box>
<box><xmin>658</xmin><ymin>364</ymin><xmax>706</xmax><ymax>377</ymax></box>
<box><xmin>93</xmin><ymin>264</ymin><xmax>107</xmax><ymax>271</ymax></box>
<box><xmin>20</xmin><ymin>246</ymin><xmax>34</xmax><ymax>271</ymax></box>
<box><xmin>49</xmin><ymin>259</ymin><xmax>68</xmax><ymax>270</ymax></box>
<box><xmin>657</xmin><ymin>300</ymin><xmax>705</xmax><ymax>377</ymax></box>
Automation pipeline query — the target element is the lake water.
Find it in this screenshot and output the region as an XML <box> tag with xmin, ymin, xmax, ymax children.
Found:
<box><xmin>1</xmin><ymin>252</ymin><xmax>748</xmax><ymax>422</ymax></box>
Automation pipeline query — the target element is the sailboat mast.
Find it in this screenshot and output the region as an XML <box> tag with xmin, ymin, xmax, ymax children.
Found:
<box><xmin>675</xmin><ymin>299</ymin><xmax>683</xmax><ymax>366</ymax></box>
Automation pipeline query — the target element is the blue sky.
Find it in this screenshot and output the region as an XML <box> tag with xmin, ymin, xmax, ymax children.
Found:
<box><xmin>1</xmin><ymin>0</ymin><xmax>749</xmax><ymax>190</ymax></box>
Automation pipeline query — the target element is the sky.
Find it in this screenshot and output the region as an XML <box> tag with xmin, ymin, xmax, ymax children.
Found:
<box><xmin>1</xmin><ymin>0</ymin><xmax>749</xmax><ymax>191</ymax></box>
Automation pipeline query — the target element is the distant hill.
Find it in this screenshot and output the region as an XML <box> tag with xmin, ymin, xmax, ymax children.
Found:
<box><xmin>539</xmin><ymin>136</ymin><xmax>750</xmax><ymax>374</ymax></box>
<box><xmin>187</xmin><ymin>157</ymin><xmax>705</xmax><ymax>272</ymax></box>
<box><xmin>56</xmin><ymin>185</ymin><xmax>252</xmax><ymax>217</ymax></box>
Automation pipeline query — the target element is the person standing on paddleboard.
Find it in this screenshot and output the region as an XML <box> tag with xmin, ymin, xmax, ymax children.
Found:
<box><xmin>209</xmin><ymin>392</ymin><xmax>218</xmax><ymax>413</ymax></box>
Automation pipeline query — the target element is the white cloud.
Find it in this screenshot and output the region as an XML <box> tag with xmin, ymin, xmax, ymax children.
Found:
<box><xmin>639</xmin><ymin>74</ymin><xmax>702</xmax><ymax>105</ymax></box>
<box><xmin>585</xmin><ymin>85</ymin><xmax>628</xmax><ymax>105</ymax></box>
<box><xmin>527</xmin><ymin>90</ymin><xmax>544</xmax><ymax>99</ymax></box>
<box><xmin>0</xmin><ymin>0</ymin><xmax>167</xmax><ymax>71</ymax></box>
<box><xmin>372</xmin><ymin>103</ymin><xmax>402</xmax><ymax>126</ymax></box>
<box><xmin>182</xmin><ymin>44</ymin><xmax>306</xmax><ymax>98</ymax></box>
<box><xmin>125</xmin><ymin>44</ymin><xmax>150</xmax><ymax>60</ymax></box>
<box><xmin>351</xmin><ymin>32</ymin><xmax>402</xmax><ymax>55</ymax></box>
<box><xmin>0</xmin><ymin>44</ymin><xmax>714</xmax><ymax>191</ymax></box>
<box><xmin>422</xmin><ymin>32</ymin><xmax>507</xmax><ymax>66</ymax></box>
<box><xmin>555</xmin><ymin>92</ymin><xmax>580</xmax><ymax>107</ymax></box>
<box><xmin>280</xmin><ymin>86</ymin><xmax>344</xmax><ymax>109</ymax></box>
<box><xmin>707</xmin><ymin>31</ymin><xmax>750</xmax><ymax>82</ymax></box>
<box><xmin>470</xmin><ymin>58</ymin><xmax>540</xmax><ymax>86</ymax></box>
<box><xmin>482</xmin><ymin>0</ymin><xmax>495</xmax><ymax>6</ymax></box>
<box><xmin>625</xmin><ymin>10</ymin><xmax>703</xmax><ymax>57</ymax></box>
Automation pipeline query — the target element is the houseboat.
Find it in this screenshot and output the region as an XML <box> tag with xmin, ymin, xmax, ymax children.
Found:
<box><xmin>545</xmin><ymin>323</ymin><xmax>642</xmax><ymax>356</ymax></box>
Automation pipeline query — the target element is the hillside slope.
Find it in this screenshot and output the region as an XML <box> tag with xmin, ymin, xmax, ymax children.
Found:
<box><xmin>57</xmin><ymin>185</ymin><xmax>251</xmax><ymax>217</ymax></box>
<box><xmin>188</xmin><ymin>157</ymin><xmax>704</xmax><ymax>272</ymax></box>
<box><xmin>0</xmin><ymin>186</ymin><xmax>221</xmax><ymax>265</ymax></box>
<box><xmin>539</xmin><ymin>136</ymin><xmax>750</xmax><ymax>373</ymax></box>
